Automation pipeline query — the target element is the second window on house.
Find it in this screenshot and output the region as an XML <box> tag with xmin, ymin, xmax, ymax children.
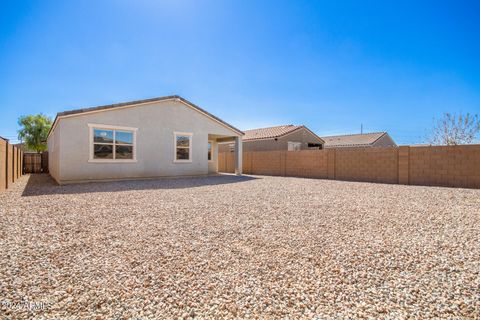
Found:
<box><xmin>174</xmin><ymin>132</ymin><xmax>192</xmax><ymax>162</ymax></box>
<box><xmin>208</xmin><ymin>141</ymin><xmax>212</xmax><ymax>161</ymax></box>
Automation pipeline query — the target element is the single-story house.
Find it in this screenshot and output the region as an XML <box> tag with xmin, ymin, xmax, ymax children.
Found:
<box><xmin>218</xmin><ymin>125</ymin><xmax>324</xmax><ymax>153</ymax></box>
<box><xmin>321</xmin><ymin>132</ymin><xmax>396</xmax><ymax>148</ymax></box>
<box><xmin>47</xmin><ymin>95</ymin><xmax>244</xmax><ymax>184</ymax></box>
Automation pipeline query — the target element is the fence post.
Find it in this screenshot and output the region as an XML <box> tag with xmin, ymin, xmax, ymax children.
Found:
<box><xmin>17</xmin><ymin>148</ymin><xmax>19</xmax><ymax>179</ymax></box>
<box><xmin>398</xmin><ymin>146</ymin><xmax>410</xmax><ymax>185</ymax></box>
<box><xmin>12</xmin><ymin>146</ymin><xmax>15</xmax><ymax>183</ymax></box>
<box><xmin>18</xmin><ymin>149</ymin><xmax>21</xmax><ymax>177</ymax></box>
<box><xmin>4</xmin><ymin>140</ymin><xmax>8</xmax><ymax>189</ymax></box>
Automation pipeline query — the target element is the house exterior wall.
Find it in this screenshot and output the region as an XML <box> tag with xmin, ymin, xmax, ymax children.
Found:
<box><xmin>219</xmin><ymin>127</ymin><xmax>323</xmax><ymax>153</ymax></box>
<box><xmin>372</xmin><ymin>134</ymin><xmax>397</xmax><ymax>147</ymax></box>
<box><xmin>207</xmin><ymin>140</ymin><xmax>219</xmax><ymax>174</ymax></box>
<box><xmin>48</xmin><ymin>100</ymin><xmax>240</xmax><ymax>184</ymax></box>
<box><xmin>48</xmin><ymin>121</ymin><xmax>61</xmax><ymax>183</ymax></box>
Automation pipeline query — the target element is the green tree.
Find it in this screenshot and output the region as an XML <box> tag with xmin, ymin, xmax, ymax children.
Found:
<box><xmin>17</xmin><ymin>114</ymin><xmax>53</xmax><ymax>153</ymax></box>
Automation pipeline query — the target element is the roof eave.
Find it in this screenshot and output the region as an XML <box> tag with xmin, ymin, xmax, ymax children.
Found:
<box><xmin>47</xmin><ymin>95</ymin><xmax>244</xmax><ymax>139</ymax></box>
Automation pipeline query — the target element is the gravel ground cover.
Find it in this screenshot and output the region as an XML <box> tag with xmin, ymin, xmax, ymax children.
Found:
<box><xmin>0</xmin><ymin>174</ymin><xmax>479</xmax><ymax>319</ymax></box>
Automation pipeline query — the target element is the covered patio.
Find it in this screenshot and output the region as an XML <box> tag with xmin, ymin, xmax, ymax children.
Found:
<box><xmin>209</xmin><ymin>134</ymin><xmax>242</xmax><ymax>175</ymax></box>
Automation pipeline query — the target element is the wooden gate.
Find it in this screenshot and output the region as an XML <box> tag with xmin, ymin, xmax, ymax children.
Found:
<box><xmin>41</xmin><ymin>152</ymin><xmax>49</xmax><ymax>173</ymax></box>
<box><xmin>23</xmin><ymin>152</ymin><xmax>49</xmax><ymax>173</ymax></box>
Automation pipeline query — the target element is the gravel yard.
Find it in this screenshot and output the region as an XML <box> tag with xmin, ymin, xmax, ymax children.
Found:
<box><xmin>1</xmin><ymin>174</ymin><xmax>479</xmax><ymax>319</ymax></box>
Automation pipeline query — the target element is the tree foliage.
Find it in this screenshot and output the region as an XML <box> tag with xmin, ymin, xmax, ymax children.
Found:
<box><xmin>429</xmin><ymin>113</ymin><xmax>480</xmax><ymax>145</ymax></box>
<box><xmin>17</xmin><ymin>114</ymin><xmax>53</xmax><ymax>153</ymax></box>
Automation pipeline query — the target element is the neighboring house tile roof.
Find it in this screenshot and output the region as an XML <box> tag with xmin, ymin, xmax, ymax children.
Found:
<box><xmin>48</xmin><ymin>95</ymin><xmax>243</xmax><ymax>138</ymax></box>
<box><xmin>244</xmin><ymin>125</ymin><xmax>322</xmax><ymax>141</ymax></box>
<box><xmin>321</xmin><ymin>132</ymin><xmax>388</xmax><ymax>147</ymax></box>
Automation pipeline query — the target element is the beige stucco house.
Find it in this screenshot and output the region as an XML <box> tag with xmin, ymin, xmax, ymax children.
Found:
<box><xmin>219</xmin><ymin>125</ymin><xmax>324</xmax><ymax>153</ymax></box>
<box><xmin>47</xmin><ymin>95</ymin><xmax>244</xmax><ymax>184</ymax></box>
<box><xmin>321</xmin><ymin>132</ymin><xmax>396</xmax><ymax>148</ymax></box>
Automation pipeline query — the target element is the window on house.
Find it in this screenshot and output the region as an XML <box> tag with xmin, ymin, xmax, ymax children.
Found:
<box><xmin>174</xmin><ymin>132</ymin><xmax>192</xmax><ymax>162</ymax></box>
<box><xmin>288</xmin><ymin>141</ymin><xmax>301</xmax><ymax>151</ymax></box>
<box><xmin>208</xmin><ymin>141</ymin><xmax>213</xmax><ymax>161</ymax></box>
<box><xmin>308</xmin><ymin>143</ymin><xmax>323</xmax><ymax>150</ymax></box>
<box><xmin>90</xmin><ymin>125</ymin><xmax>136</xmax><ymax>161</ymax></box>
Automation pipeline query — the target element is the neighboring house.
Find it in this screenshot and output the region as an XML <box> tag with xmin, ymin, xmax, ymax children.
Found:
<box><xmin>47</xmin><ymin>95</ymin><xmax>244</xmax><ymax>184</ymax></box>
<box><xmin>321</xmin><ymin>132</ymin><xmax>397</xmax><ymax>148</ymax></box>
<box><xmin>219</xmin><ymin>125</ymin><xmax>324</xmax><ymax>153</ymax></box>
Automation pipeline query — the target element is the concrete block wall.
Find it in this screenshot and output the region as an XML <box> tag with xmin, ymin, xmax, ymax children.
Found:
<box><xmin>335</xmin><ymin>147</ymin><xmax>399</xmax><ymax>184</ymax></box>
<box><xmin>409</xmin><ymin>145</ymin><xmax>480</xmax><ymax>188</ymax></box>
<box><xmin>285</xmin><ymin>150</ymin><xmax>328</xmax><ymax>178</ymax></box>
<box><xmin>398</xmin><ymin>146</ymin><xmax>410</xmax><ymax>184</ymax></box>
<box><xmin>219</xmin><ymin>144</ymin><xmax>480</xmax><ymax>189</ymax></box>
<box><xmin>250</xmin><ymin>151</ymin><xmax>285</xmax><ymax>176</ymax></box>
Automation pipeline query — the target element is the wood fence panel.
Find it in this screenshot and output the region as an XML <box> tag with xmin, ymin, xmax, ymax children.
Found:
<box><xmin>0</xmin><ymin>142</ymin><xmax>24</xmax><ymax>192</ymax></box>
<box><xmin>7</xmin><ymin>144</ymin><xmax>13</xmax><ymax>185</ymax></box>
<box><xmin>24</xmin><ymin>153</ymin><xmax>42</xmax><ymax>174</ymax></box>
<box><xmin>12</xmin><ymin>146</ymin><xmax>17</xmax><ymax>183</ymax></box>
<box><xmin>0</xmin><ymin>140</ymin><xmax>6</xmax><ymax>191</ymax></box>
<box><xmin>17</xmin><ymin>148</ymin><xmax>21</xmax><ymax>178</ymax></box>
<box><xmin>42</xmin><ymin>152</ymin><xmax>49</xmax><ymax>173</ymax></box>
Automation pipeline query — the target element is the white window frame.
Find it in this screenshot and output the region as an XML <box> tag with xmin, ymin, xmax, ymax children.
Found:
<box><xmin>88</xmin><ymin>123</ymin><xmax>138</xmax><ymax>163</ymax></box>
<box><xmin>174</xmin><ymin>132</ymin><xmax>193</xmax><ymax>163</ymax></box>
<box><xmin>208</xmin><ymin>140</ymin><xmax>214</xmax><ymax>162</ymax></box>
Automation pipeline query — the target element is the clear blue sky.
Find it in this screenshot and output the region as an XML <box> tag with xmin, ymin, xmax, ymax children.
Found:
<box><xmin>1</xmin><ymin>1</ymin><xmax>479</xmax><ymax>144</ymax></box>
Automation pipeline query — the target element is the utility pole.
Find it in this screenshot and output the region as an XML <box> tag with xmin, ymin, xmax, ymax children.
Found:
<box><xmin>361</xmin><ymin>124</ymin><xmax>363</xmax><ymax>134</ymax></box>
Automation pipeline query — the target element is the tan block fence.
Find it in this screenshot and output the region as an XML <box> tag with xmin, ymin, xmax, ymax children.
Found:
<box><xmin>219</xmin><ymin>145</ymin><xmax>480</xmax><ymax>189</ymax></box>
<box><xmin>0</xmin><ymin>139</ymin><xmax>25</xmax><ymax>192</ymax></box>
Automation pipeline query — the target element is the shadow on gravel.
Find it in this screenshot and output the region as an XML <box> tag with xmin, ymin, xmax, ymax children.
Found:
<box><xmin>21</xmin><ymin>174</ymin><xmax>259</xmax><ymax>197</ymax></box>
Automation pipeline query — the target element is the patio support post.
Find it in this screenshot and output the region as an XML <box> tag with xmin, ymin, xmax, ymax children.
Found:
<box><xmin>234</xmin><ymin>136</ymin><xmax>242</xmax><ymax>176</ymax></box>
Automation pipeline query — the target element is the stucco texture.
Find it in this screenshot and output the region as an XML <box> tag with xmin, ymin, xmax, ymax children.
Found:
<box><xmin>48</xmin><ymin>100</ymin><xmax>240</xmax><ymax>184</ymax></box>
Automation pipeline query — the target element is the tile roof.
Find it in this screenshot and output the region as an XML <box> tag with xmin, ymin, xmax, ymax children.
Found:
<box><xmin>243</xmin><ymin>125</ymin><xmax>304</xmax><ymax>141</ymax></box>
<box><xmin>321</xmin><ymin>132</ymin><xmax>387</xmax><ymax>147</ymax></box>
